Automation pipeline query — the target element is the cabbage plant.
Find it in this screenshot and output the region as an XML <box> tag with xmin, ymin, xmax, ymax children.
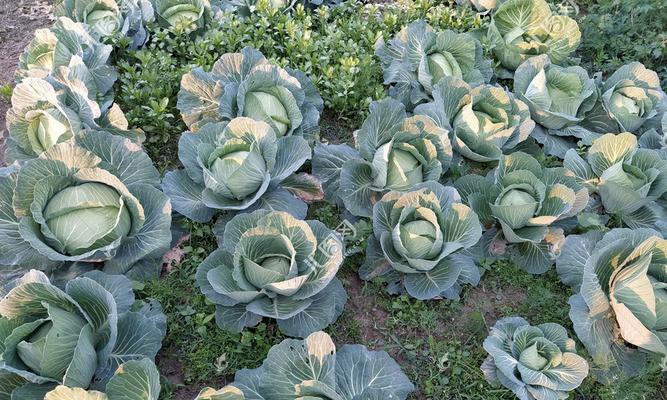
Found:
<box><xmin>195</xmin><ymin>386</ymin><xmax>244</xmax><ymax>400</ymax></box>
<box><xmin>196</xmin><ymin>210</ymin><xmax>346</xmax><ymax>337</ymax></box>
<box><xmin>583</xmin><ymin>62</ymin><xmax>667</xmax><ymax>137</ymax></box>
<box><xmin>177</xmin><ymin>47</ymin><xmax>323</xmax><ymax>141</ymax></box>
<box><xmin>488</xmin><ymin>0</ymin><xmax>581</xmax><ymax>73</ymax></box>
<box><xmin>481</xmin><ymin>316</ymin><xmax>589</xmax><ymax>400</ymax></box>
<box><xmin>414</xmin><ymin>76</ymin><xmax>534</xmax><ymax>162</ymax></box>
<box><xmin>513</xmin><ymin>55</ymin><xmax>598</xmax><ymax>157</ymax></box>
<box><xmin>454</xmin><ymin>151</ymin><xmax>588</xmax><ymax>273</ymax></box>
<box><xmin>162</xmin><ymin>118</ymin><xmax>322</xmax><ymax>224</ymax></box>
<box><xmin>0</xmin><ymin>130</ymin><xmax>172</xmax><ymax>280</ymax></box>
<box><xmin>5</xmin><ymin>77</ymin><xmax>96</xmax><ymax>161</ymax></box>
<box><xmin>0</xmin><ymin>270</ymin><xmax>165</xmax><ymax>398</ymax></box>
<box><xmin>203</xmin><ymin>331</ymin><xmax>414</xmax><ymax>399</ymax></box>
<box><xmin>5</xmin><ymin>70</ymin><xmax>137</xmax><ymax>162</ymax></box>
<box><xmin>42</xmin><ymin>359</ymin><xmax>160</xmax><ymax>400</ymax></box>
<box><xmin>153</xmin><ymin>0</ymin><xmax>210</xmax><ymax>31</ymax></box>
<box><xmin>313</xmin><ymin>98</ymin><xmax>452</xmax><ymax>217</ymax></box>
<box><xmin>563</xmin><ymin>132</ymin><xmax>667</xmax><ymax>229</ymax></box>
<box><xmin>375</xmin><ymin>20</ymin><xmax>492</xmax><ymax>110</ymax></box>
<box><xmin>360</xmin><ymin>181</ymin><xmax>483</xmax><ymax>300</ymax></box>
<box><xmin>55</xmin><ymin>0</ymin><xmax>155</xmax><ymax>48</ymax></box>
<box><xmin>557</xmin><ymin>228</ymin><xmax>667</xmax><ymax>381</ymax></box>
<box><xmin>17</xmin><ymin>17</ymin><xmax>117</xmax><ymax>91</ymax></box>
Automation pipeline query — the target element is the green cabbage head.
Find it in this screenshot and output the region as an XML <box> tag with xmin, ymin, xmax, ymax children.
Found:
<box><xmin>415</xmin><ymin>76</ymin><xmax>534</xmax><ymax>162</ymax></box>
<box><xmin>557</xmin><ymin>228</ymin><xmax>667</xmax><ymax>382</ymax></box>
<box><xmin>178</xmin><ymin>47</ymin><xmax>323</xmax><ymax>142</ymax></box>
<box><xmin>0</xmin><ymin>130</ymin><xmax>172</xmax><ymax>280</ymax></box>
<box><xmin>196</xmin><ymin>210</ymin><xmax>346</xmax><ymax>337</ymax></box>
<box><xmin>55</xmin><ymin>0</ymin><xmax>154</xmax><ymax>48</ymax></box>
<box><xmin>481</xmin><ymin>316</ymin><xmax>589</xmax><ymax>400</ymax></box>
<box><xmin>312</xmin><ymin>98</ymin><xmax>452</xmax><ymax>217</ymax></box>
<box><xmin>488</xmin><ymin>0</ymin><xmax>581</xmax><ymax>72</ymax></box>
<box><xmin>162</xmin><ymin>117</ymin><xmax>322</xmax><ymax>224</ymax></box>
<box><xmin>0</xmin><ymin>270</ymin><xmax>165</xmax><ymax>399</ymax></box>
<box><xmin>513</xmin><ymin>55</ymin><xmax>598</xmax><ymax>158</ymax></box>
<box><xmin>55</xmin><ymin>0</ymin><xmax>123</xmax><ymax>37</ymax></box>
<box><xmin>375</xmin><ymin>19</ymin><xmax>492</xmax><ymax>110</ymax></box>
<box><xmin>564</xmin><ymin>132</ymin><xmax>667</xmax><ymax>229</ymax></box>
<box><xmin>583</xmin><ymin>62</ymin><xmax>667</xmax><ymax>137</ymax></box>
<box><xmin>360</xmin><ymin>181</ymin><xmax>482</xmax><ymax>300</ymax></box>
<box><xmin>153</xmin><ymin>0</ymin><xmax>209</xmax><ymax>31</ymax></box>
<box><xmin>202</xmin><ymin>331</ymin><xmax>414</xmax><ymax>399</ymax></box>
<box><xmin>454</xmin><ymin>151</ymin><xmax>588</xmax><ymax>273</ymax></box>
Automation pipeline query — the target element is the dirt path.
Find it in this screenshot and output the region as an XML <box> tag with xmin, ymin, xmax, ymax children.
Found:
<box><xmin>0</xmin><ymin>0</ymin><xmax>53</xmax><ymax>163</ymax></box>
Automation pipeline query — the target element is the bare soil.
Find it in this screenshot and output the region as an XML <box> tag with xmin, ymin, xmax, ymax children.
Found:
<box><xmin>0</xmin><ymin>0</ymin><xmax>53</xmax><ymax>163</ymax></box>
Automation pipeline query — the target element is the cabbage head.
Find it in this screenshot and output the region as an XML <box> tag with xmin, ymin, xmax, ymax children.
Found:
<box><xmin>0</xmin><ymin>270</ymin><xmax>165</xmax><ymax>399</ymax></box>
<box><xmin>204</xmin><ymin>331</ymin><xmax>414</xmax><ymax>399</ymax></box>
<box><xmin>312</xmin><ymin>98</ymin><xmax>452</xmax><ymax>217</ymax></box>
<box><xmin>415</xmin><ymin>76</ymin><xmax>534</xmax><ymax>162</ymax></box>
<box><xmin>178</xmin><ymin>47</ymin><xmax>323</xmax><ymax>142</ymax></box>
<box><xmin>152</xmin><ymin>0</ymin><xmax>210</xmax><ymax>31</ymax></box>
<box><xmin>583</xmin><ymin>63</ymin><xmax>667</xmax><ymax>138</ymax></box>
<box><xmin>161</xmin><ymin>118</ymin><xmax>322</xmax><ymax>224</ymax></box>
<box><xmin>375</xmin><ymin>20</ymin><xmax>492</xmax><ymax>110</ymax></box>
<box><xmin>6</xmin><ymin>77</ymin><xmax>90</xmax><ymax>161</ymax></box>
<box><xmin>564</xmin><ymin>132</ymin><xmax>667</xmax><ymax>229</ymax></box>
<box><xmin>488</xmin><ymin>0</ymin><xmax>581</xmax><ymax>73</ymax></box>
<box><xmin>17</xmin><ymin>17</ymin><xmax>117</xmax><ymax>93</ymax></box>
<box><xmin>481</xmin><ymin>316</ymin><xmax>589</xmax><ymax>400</ymax></box>
<box><xmin>0</xmin><ymin>130</ymin><xmax>172</xmax><ymax>280</ymax></box>
<box><xmin>55</xmin><ymin>0</ymin><xmax>154</xmax><ymax>48</ymax></box>
<box><xmin>513</xmin><ymin>55</ymin><xmax>598</xmax><ymax>158</ymax></box>
<box><xmin>557</xmin><ymin>228</ymin><xmax>667</xmax><ymax>382</ymax></box>
<box><xmin>5</xmin><ymin>73</ymin><xmax>137</xmax><ymax>162</ymax></box>
<box><xmin>454</xmin><ymin>151</ymin><xmax>588</xmax><ymax>273</ymax></box>
<box><xmin>196</xmin><ymin>210</ymin><xmax>346</xmax><ymax>337</ymax></box>
<box><xmin>360</xmin><ymin>181</ymin><xmax>482</xmax><ymax>300</ymax></box>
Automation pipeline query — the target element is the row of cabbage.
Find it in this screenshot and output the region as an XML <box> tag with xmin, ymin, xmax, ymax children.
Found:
<box><xmin>0</xmin><ymin>2</ymin><xmax>173</xmax><ymax>399</ymax></box>
<box><xmin>0</xmin><ymin>1</ymin><xmax>416</xmax><ymax>399</ymax></box>
<box><xmin>1</xmin><ymin>0</ymin><xmax>666</xmax><ymax>399</ymax></box>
